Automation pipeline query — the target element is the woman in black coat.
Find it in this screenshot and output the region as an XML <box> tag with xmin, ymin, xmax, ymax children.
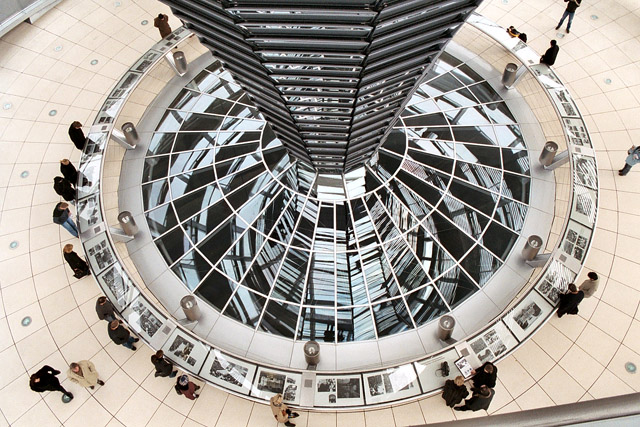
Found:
<box><xmin>442</xmin><ymin>376</ymin><xmax>468</xmax><ymax>407</ymax></box>
<box><xmin>53</xmin><ymin>176</ymin><xmax>76</xmax><ymax>202</ymax></box>
<box><xmin>60</xmin><ymin>159</ymin><xmax>78</xmax><ymax>184</ymax></box>
<box><xmin>63</xmin><ymin>244</ymin><xmax>90</xmax><ymax>277</ymax></box>
<box><xmin>69</xmin><ymin>121</ymin><xmax>86</xmax><ymax>150</ymax></box>
<box><xmin>151</xmin><ymin>350</ymin><xmax>177</xmax><ymax>378</ymax></box>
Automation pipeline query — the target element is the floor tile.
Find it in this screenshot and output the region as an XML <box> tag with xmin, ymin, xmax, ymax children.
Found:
<box><xmin>11</xmin><ymin>399</ymin><xmax>60</xmax><ymax>427</ymax></box>
<box><xmin>559</xmin><ymin>345</ymin><xmax>605</xmax><ymax>390</ymax></box>
<box><xmin>93</xmin><ymin>369</ymin><xmax>138</xmax><ymax>413</ymax></box>
<box><xmin>363</xmin><ymin>408</ymin><xmax>395</xmax><ymax>427</ymax></box>
<box><xmin>538</xmin><ymin>365</ymin><xmax>586</xmax><ymax>405</ymax></box>
<box><xmin>515</xmin><ymin>384</ymin><xmax>555</xmax><ymax>411</ymax></box>
<box><xmin>145</xmin><ymin>403</ymin><xmax>186</xmax><ymax>427</ymax></box>
<box><xmin>391</xmin><ymin>402</ymin><xmax>425</xmax><ymax>427</ymax></box>
<box><xmin>576</xmin><ymin>323</ymin><xmax>621</xmax><ymax>366</ymax></box>
<box><xmin>115</xmin><ymin>387</ymin><xmax>161</xmax><ymax>427</ymax></box>
<box><xmin>65</xmin><ymin>396</ymin><xmax>112</xmax><ymax>427</ymax></box>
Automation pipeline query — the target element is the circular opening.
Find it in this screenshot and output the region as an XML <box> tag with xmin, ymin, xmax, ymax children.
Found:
<box><xmin>21</xmin><ymin>316</ymin><xmax>31</xmax><ymax>327</ymax></box>
<box><xmin>20</xmin><ymin>171</ymin><xmax>29</xmax><ymax>178</ymax></box>
<box><xmin>9</xmin><ymin>241</ymin><xmax>19</xmax><ymax>249</ymax></box>
<box><xmin>48</xmin><ymin>110</ymin><xmax>57</xmax><ymax>116</ymax></box>
<box><xmin>625</xmin><ymin>362</ymin><xmax>637</xmax><ymax>374</ymax></box>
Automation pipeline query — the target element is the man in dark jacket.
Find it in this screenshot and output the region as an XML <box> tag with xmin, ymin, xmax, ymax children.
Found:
<box><xmin>53</xmin><ymin>202</ymin><xmax>78</xmax><ymax>237</ymax></box>
<box><xmin>471</xmin><ymin>361</ymin><xmax>497</xmax><ymax>389</ymax></box>
<box><xmin>442</xmin><ymin>375</ymin><xmax>468</xmax><ymax>407</ymax></box>
<box><xmin>556</xmin><ymin>0</ymin><xmax>582</xmax><ymax>33</ymax></box>
<box><xmin>63</xmin><ymin>244</ymin><xmax>90</xmax><ymax>277</ymax></box>
<box><xmin>454</xmin><ymin>385</ymin><xmax>494</xmax><ymax>412</ymax></box>
<box><xmin>557</xmin><ymin>283</ymin><xmax>584</xmax><ymax>317</ymax></box>
<box><xmin>30</xmin><ymin>365</ymin><xmax>73</xmax><ymax>400</ymax></box>
<box><xmin>96</xmin><ymin>296</ymin><xmax>116</xmax><ymax>322</ymax></box>
<box><xmin>69</xmin><ymin>121</ymin><xmax>86</xmax><ymax>150</ymax></box>
<box><xmin>151</xmin><ymin>350</ymin><xmax>178</xmax><ymax>378</ymax></box>
<box><xmin>108</xmin><ymin>319</ymin><xmax>138</xmax><ymax>351</ymax></box>
<box><xmin>540</xmin><ymin>40</ymin><xmax>559</xmax><ymax>66</ymax></box>
<box><xmin>53</xmin><ymin>176</ymin><xmax>76</xmax><ymax>202</ymax></box>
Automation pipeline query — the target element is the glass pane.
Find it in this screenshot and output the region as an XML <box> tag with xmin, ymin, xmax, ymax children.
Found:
<box><xmin>298</xmin><ymin>307</ymin><xmax>335</xmax><ymax>342</ymax></box>
<box><xmin>195</xmin><ymin>269</ymin><xmax>237</xmax><ymax>311</ymax></box>
<box><xmin>259</xmin><ymin>300</ymin><xmax>300</xmax><ymax>339</ymax></box>
<box><xmin>223</xmin><ymin>287</ymin><xmax>266</xmax><ymax>328</ymax></box>
<box><xmin>372</xmin><ymin>299</ymin><xmax>413</xmax><ymax>337</ymax></box>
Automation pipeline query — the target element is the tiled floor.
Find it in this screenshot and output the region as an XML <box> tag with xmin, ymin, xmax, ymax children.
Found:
<box><xmin>0</xmin><ymin>0</ymin><xmax>639</xmax><ymax>426</ymax></box>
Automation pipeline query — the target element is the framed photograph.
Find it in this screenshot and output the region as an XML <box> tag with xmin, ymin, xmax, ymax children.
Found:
<box><xmin>76</xmin><ymin>193</ymin><xmax>103</xmax><ymax>232</ymax></box>
<box><xmin>251</xmin><ymin>367</ymin><xmax>302</xmax><ymax>405</ymax></box>
<box><xmin>536</xmin><ymin>259</ymin><xmax>575</xmax><ymax>305</ymax></box>
<box><xmin>161</xmin><ymin>329</ymin><xmax>209</xmax><ymax>374</ymax></box>
<box><xmin>313</xmin><ymin>374</ymin><xmax>363</xmax><ymax>407</ymax></box>
<box><xmin>503</xmin><ymin>291</ymin><xmax>553</xmax><ymax>341</ymax></box>
<box><xmin>121</xmin><ymin>295</ymin><xmax>166</xmax><ymax>342</ymax></box>
<box><xmin>467</xmin><ymin>322</ymin><xmax>518</xmax><ymax>365</ymax></box>
<box><xmin>362</xmin><ymin>365</ymin><xmax>420</xmax><ymax>404</ymax></box>
<box><xmin>200</xmin><ymin>349</ymin><xmax>256</xmax><ymax>395</ymax></box>
<box><xmin>454</xmin><ymin>357</ymin><xmax>473</xmax><ymax>379</ymax></box>
<box><xmin>570</xmin><ymin>185</ymin><xmax>597</xmax><ymax>227</ymax></box>
<box><xmin>83</xmin><ymin>232</ymin><xmax>116</xmax><ymax>275</ymax></box>
<box><xmin>96</xmin><ymin>263</ymin><xmax>139</xmax><ymax>311</ymax></box>
<box><xmin>563</xmin><ymin>118</ymin><xmax>592</xmax><ymax>148</ymax></box>
<box><xmin>561</xmin><ymin>220</ymin><xmax>594</xmax><ymax>265</ymax></box>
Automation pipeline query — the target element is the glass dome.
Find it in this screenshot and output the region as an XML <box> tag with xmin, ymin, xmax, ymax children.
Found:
<box><xmin>141</xmin><ymin>52</ymin><xmax>530</xmax><ymax>343</ymax></box>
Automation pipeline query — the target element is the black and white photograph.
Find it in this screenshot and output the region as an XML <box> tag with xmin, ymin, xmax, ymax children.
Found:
<box><xmin>129</xmin><ymin>300</ymin><xmax>163</xmax><ymax>338</ymax></box>
<box><xmin>317</xmin><ymin>378</ymin><xmax>336</xmax><ymax>393</ymax></box>
<box><xmin>200</xmin><ymin>350</ymin><xmax>256</xmax><ymax>394</ymax></box>
<box><xmin>363</xmin><ymin>365</ymin><xmax>420</xmax><ymax>404</ymax></box>
<box><xmin>256</xmin><ymin>371</ymin><xmax>285</xmax><ymax>394</ymax></box>
<box><xmin>76</xmin><ymin>193</ymin><xmax>102</xmax><ymax>231</ymax></box>
<box><xmin>468</xmin><ymin>323</ymin><xmax>518</xmax><ymax>365</ymax></box>
<box><xmin>251</xmin><ymin>368</ymin><xmax>301</xmax><ymax>404</ymax></box>
<box><xmin>83</xmin><ymin>233</ymin><xmax>116</xmax><ymax>274</ymax></box>
<box><xmin>314</xmin><ymin>375</ymin><xmax>364</xmax><ymax>407</ymax></box>
<box><xmin>470</xmin><ymin>337</ymin><xmax>487</xmax><ymax>354</ymax></box>
<box><xmin>504</xmin><ymin>291</ymin><xmax>553</xmax><ymax>341</ymax></box>
<box><xmin>98</xmin><ymin>264</ymin><xmax>139</xmax><ymax>310</ymax></box>
<box><xmin>161</xmin><ymin>329</ymin><xmax>208</xmax><ymax>373</ymax></box>
<box><xmin>536</xmin><ymin>260</ymin><xmax>573</xmax><ymax>305</ymax></box>
<box><xmin>571</xmin><ymin>186</ymin><xmax>597</xmax><ymax>227</ymax></box>
<box><xmin>562</xmin><ymin>220</ymin><xmax>594</xmax><ymax>264</ymax></box>
<box><xmin>337</xmin><ymin>378</ymin><xmax>360</xmax><ymax>399</ymax></box>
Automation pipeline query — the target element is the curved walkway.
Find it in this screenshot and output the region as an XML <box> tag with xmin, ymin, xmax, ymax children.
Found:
<box><xmin>0</xmin><ymin>0</ymin><xmax>639</xmax><ymax>426</ymax></box>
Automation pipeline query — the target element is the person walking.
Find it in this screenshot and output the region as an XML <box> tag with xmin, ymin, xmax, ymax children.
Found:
<box><xmin>108</xmin><ymin>319</ymin><xmax>139</xmax><ymax>351</ymax></box>
<box><xmin>67</xmin><ymin>361</ymin><xmax>105</xmax><ymax>390</ymax></box>
<box><xmin>53</xmin><ymin>176</ymin><xmax>76</xmax><ymax>202</ymax></box>
<box><xmin>175</xmin><ymin>375</ymin><xmax>200</xmax><ymax>400</ymax></box>
<box><xmin>69</xmin><ymin>121</ymin><xmax>86</xmax><ymax>151</ymax></box>
<box><xmin>442</xmin><ymin>375</ymin><xmax>469</xmax><ymax>407</ymax></box>
<box><xmin>53</xmin><ymin>202</ymin><xmax>78</xmax><ymax>238</ymax></box>
<box><xmin>619</xmin><ymin>145</ymin><xmax>640</xmax><ymax>176</ymax></box>
<box><xmin>154</xmin><ymin>14</ymin><xmax>172</xmax><ymax>39</ymax></box>
<box><xmin>270</xmin><ymin>393</ymin><xmax>299</xmax><ymax>426</ymax></box>
<box><xmin>578</xmin><ymin>272</ymin><xmax>599</xmax><ymax>298</ymax></box>
<box><xmin>151</xmin><ymin>350</ymin><xmax>178</xmax><ymax>378</ymax></box>
<box><xmin>557</xmin><ymin>283</ymin><xmax>584</xmax><ymax>317</ymax></box>
<box><xmin>454</xmin><ymin>385</ymin><xmax>495</xmax><ymax>412</ymax></box>
<box><xmin>63</xmin><ymin>244</ymin><xmax>90</xmax><ymax>278</ymax></box>
<box><xmin>556</xmin><ymin>0</ymin><xmax>582</xmax><ymax>34</ymax></box>
<box><xmin>471</xmin><ymin>361</ymin><xmax>498</xmax><ymax>389</ymax></box>
<box><xmin>540</xmin><ymin>40</ymin><xmax>559</xmax><ymax>66</ymax></box>
<box><xmin>30</xmin><ymin>365</ymin><xmax>73</xmax><ymax>401</ymax></box>
<box><xmin>95</xmin><ymin>296</ymin><xmax>116</xmax><ymax>322</ymax></box>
